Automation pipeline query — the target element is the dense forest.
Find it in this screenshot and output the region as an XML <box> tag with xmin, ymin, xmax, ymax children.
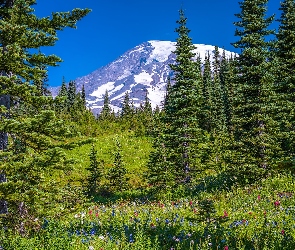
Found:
<box><xmin>1</xmin><ymin>0</ymin><xmax>295</xmax><ymax>249</ymax></box>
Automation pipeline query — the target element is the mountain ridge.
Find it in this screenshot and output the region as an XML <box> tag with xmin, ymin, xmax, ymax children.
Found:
<box><xmin>49</xmin><ymin>40</ymin><xmax>235</xmax><ymax>115</ymax></box>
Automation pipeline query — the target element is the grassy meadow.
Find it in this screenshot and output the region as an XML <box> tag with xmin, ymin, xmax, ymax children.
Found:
<box><xmin>1</xmin><ymin>124</ymin><xmax>295</xmax><ymax>250</ymax></box>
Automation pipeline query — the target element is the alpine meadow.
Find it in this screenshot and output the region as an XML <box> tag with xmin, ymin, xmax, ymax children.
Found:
<box><xmin>1</xmin><ymin>0</ymin><xmax>295</xmax><ymax>249</ymax></box>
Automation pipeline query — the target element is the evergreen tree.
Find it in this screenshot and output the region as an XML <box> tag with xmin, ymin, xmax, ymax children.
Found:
<box><xmin>230</xmin><ymin>0</ymin><xmax>276</xmax><ymax>181</ymax></box>
<box><xmin>107</xmin><ymin>138</ymin><xmax>128</xmax><ymax>192</ymax></box>
<box><xmin>67</xmin><ymin>80</ymin><xmax>76</xmax><ymax>111</ymax></box>
<box><xmin>86</xmin><ymin>144</ymin><xmax>103</xmax><ymax>196</ymax></box>
<box><xmin>148</xmin><ymin>9</ymin><xmax>205</xmax><ymax>187</ymax></box>
<box><xmin>220</xmin><ymin>50</ymin><xmax>234</xmax><ymax>133</ymax></box>
<box><xmin>54</xmin><ymin>77</ymin><xmax>68</xmax><ymax>113</ymax></box>
<box><xmin>0</xmin><ymin>0</ymin><xmax>90</xmax><ymax>225</ymax></box>
<box><xmin>201</xmin><ymin>52</ymin><xmax>213</xmax><ymax>132</ymax></box>
<box><xmin>211</xmin><ymin>46</ymin><xmax>227</xmax><ymax>133</ymax></box>
<box><xmin>59</xmin><ymin>77</ymin><xmax>68</xmax><ymax>97</ymax></box>
<box><xmin>274</xmin><ymin>0</ymin><xmax>295</xmax><ymax>167</ymax></box>
<box><xmin>121</xmin><ymin>91</ymin><xmax>133</xmax><ymax>118</ymax></box>
<box><xmin>100</xmin><ymin>90</ymin><xmax>112</xmax><ymax>120</ymax></box>
<box><xmin>81</xmin><ymin>84</ymin><xmax>86</xmax><ymax>107</ymax></box>
<box><xmin>143</xmin><ymin>91</ymin><xmax>152</xmax><ymax>115</ymax></box>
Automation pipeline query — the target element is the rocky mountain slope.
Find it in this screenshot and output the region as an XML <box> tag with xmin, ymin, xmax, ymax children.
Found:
<box><xmin>50</xmin><ymin>40</ymin><xmax>235</xmax><ymax>115</ymax></box>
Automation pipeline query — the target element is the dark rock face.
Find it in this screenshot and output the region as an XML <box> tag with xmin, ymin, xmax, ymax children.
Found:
<box><xmin>49</xmin><ymin>41</ymin><xmax>235</xmax><ymax>116</ymax></box>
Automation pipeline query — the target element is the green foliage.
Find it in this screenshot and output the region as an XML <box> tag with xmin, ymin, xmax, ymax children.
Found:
<box><xmin>107</xmin><ymin>137</ymin><xmax>129</xmax><ymax>192</ymax></box>
<box><xmin>229</xmin><ymin>0</ymin><xmax>278</xmax><ymax>182</ymax></box>
<box><xmin>86</xmin><ymin>144</ymin><xmax>103</xmax><ymax>196</ymax></box>
<box><xmin>148</xmin><ymin>9</ymin><xmax>207</xmax><ymax>188</ymax></box>
<box><xmin>0</xmin><ymin>0</ymin><xmax>91</xmax><ymax>231</ymax></box>
<box><xmin>1</xmin><ymin>173</ymin><xmax>295</xmax><ymax>249</ymax></box>
<box><xmin>121</xmin><ymin>91</ymin><xmax>133</xmax><ymax>118</ymax></box>
<box><xmin>273</xmin><ymin>0</ymin><xmax>295</xmax><ymax>168</ymax></box>
<box><xmin>99</xmin><ymin>90</ymin><xmax>112</xmax><ymax>121</ymax></box>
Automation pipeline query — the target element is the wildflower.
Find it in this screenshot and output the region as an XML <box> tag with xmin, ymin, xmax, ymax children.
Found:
<box><xmin>189</xmin><ymin>200</ymin><xmax>193</xmax><ymax>206</ymax></box>
<box><xmin>281</xmin><ymin>230</ymin><xmax>285</xmax><ymax>235</ymax></box>
<box><xmin>223</xmin><ymin>210</ymin><xmax>228</xmax><ymax>218</ymax></box>
<box><xmin>129</xmin><ymin>233</ymin><xmax>134</xmax><ymax>243</ymax></box>
<box><xmin>90</xmin><ymin>228</ymin><xmax>96</xmax><ymax>236</ymax></box>
<box><xmin>96</xmin><ymin>213</ymin><xmax>99</xmax><ymax>217</ymax></box>
<box><xmin>99</xmin><ymin>235</ymin><xmax>105</xmax><ymax>240</ymax></box>
<box><xmin>81</xmin><ymin>212</ymin><xmax>86</xmax><ymax>218</ymax></box>
<box><xmin>89</xmin><ymin>210</ymin><xmax>93</xmax><ymax>215</ymax></box>
<box><xmin>89</xmin><ymin>246</ymin><xmax>94</xmax><ymax>250</ymax></box>
<box><xmin>224</xmin><ymin>246</ymin><xmax>229</xmax><ymax>250</ymax></box>
<box><xmin>258</xmin><ymin>195</ymin><xmax>261</xmax><ymax>201</ymax></box>
<box><xmin>112</xmin><ymin>209</ymin><xmax>115</xmax><ymax>217</ymax></box>
<box><xmin>82</xmin><ymin>238</ymin><xmax>89</xmax><ymax>243</ymax></box>
<box><xmin>274</xmin><ymin>200</ymin><xmax>280</xmax><ymax>207</ymax></box>
<box><xmin>190</xmin><ymin>240</ymin><xmax>194</xmax><ymax>245</ymax></box>
<box><xmin>150</xmin><ymin>223</ymin><xmax>156</xmax><ymax>229</ymax></box>
<box><xmin>165</xmin><ymin>219</ymin><xmax>170</xmax><ymax>224</ymax></box>
<box><xmin>74</xmin><ymin>214</ymin><xmax>79</xmax><ymax>218</ymax></box>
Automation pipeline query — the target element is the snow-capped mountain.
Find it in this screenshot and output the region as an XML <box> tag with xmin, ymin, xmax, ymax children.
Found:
<box><xmin>50</xmin><ymin>40</ymin><xmax>235</xmax><ymax>115</ymax></box>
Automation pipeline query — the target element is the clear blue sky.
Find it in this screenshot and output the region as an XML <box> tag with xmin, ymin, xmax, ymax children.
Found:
<box><xmin>34</xmin><ymin>0</ymin><xmax>280</xmax><ymax>87</ymax></box>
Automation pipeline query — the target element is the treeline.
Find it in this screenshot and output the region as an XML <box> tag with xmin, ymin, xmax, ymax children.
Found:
<box><xmin>145</xmin><ymin>0</ymin><xmax>295</xmax><ymax>191</ymax></box>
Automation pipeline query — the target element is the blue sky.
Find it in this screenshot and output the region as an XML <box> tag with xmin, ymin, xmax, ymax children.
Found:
<box><xmin>34</xmin><ymin>0</ymin><xmax>280</xmax><ymax>87</ymax></box>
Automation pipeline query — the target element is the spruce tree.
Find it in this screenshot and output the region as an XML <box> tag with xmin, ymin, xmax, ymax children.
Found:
<box><xmin>212</xmin><ymin>46</ymin><xmax>226</xmax><ymax>133</ymax></box>
<box><xmin>230</xmin><ymin>0</ymin><xmax>276</xmax><ymax>181</ymax></box>
<box><xmin>201</xmin><ymin>52</ymin><xmax>213</xmax><ymax>132</ymax></box>
<box><xmin>121</xmin><ymin>91</ymin><xmax>133</xmax><ymax>118</ymax></box>
<box><xmin>100</xmin><ymin>90</ymin><xmax>112</xmax><ymax>120</ymax></box>
<box><xmin>55</xmin><ymin>77</ymin><xmax>68</xmax><ymax>113</ymax></box>
<box><xmin>148</xmin><ymin>9</ymin><xmax>205</xmax><ymax>187</ymax></box>
<box><xmin>67</xmin><ymin>80</ymin><xmax>76</xmax><ymax>111</ymax></box>
<box><xmin>220</xmin><ymin>50</ymin><xmax>234</xmax><ymax>133</ymax></box>
<box><xmin>81</xmin><ymin>84</ymin><xmax>86</xmax><ymax>107</ymax></box>
<box><xmin>86</xmin><ymin>144</ymin><xmax>103</xmax><ymax>196</ymax></box>
<box><xmin>274</xmin><ymin>0</ymin><xmax>295</xmax><ymax>167</ymax></box>
<box><xmin>107</xmin><ymin>138</ymin><xmax>128</xmax><ymax>192</ymax></box>
<box><xmin>0</xmin><ymin>0</ymin><xmax>90</xmax><ymax>223</ymax></box>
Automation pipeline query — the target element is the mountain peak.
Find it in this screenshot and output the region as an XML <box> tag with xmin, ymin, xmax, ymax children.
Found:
<box><xmin>50</xmin><ymin>41</ymin><xmax>235</xmax><ymax>115</ymax></box>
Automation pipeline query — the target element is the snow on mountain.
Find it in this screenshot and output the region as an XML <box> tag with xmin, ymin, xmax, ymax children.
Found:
<box><xmin>50</xmin><ymin>40</ymin><xmax>235</xmax><ymax>115</ymax></box>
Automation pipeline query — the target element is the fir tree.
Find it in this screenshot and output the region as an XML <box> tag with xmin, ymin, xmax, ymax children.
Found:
<box><xmin>86</xmin><ymin>144</ymin><xmax>103</xmax><ymax>196</ymax></box>
<box><xmin>0</xmin><ymin>0</ymin><xmax>90</xmax><ymax>224</ymax></box>
<box><xmin>55</xmin><ymin>77</ymin><xmax>68</xmax><ymax>113</ymax></box>
<box><xmin>121</xmin><ymin>91</ymin><xmax>133</xmax><ymax>118</ymax></box>
<box><xmin>230</xmin><ymin>0</ymin><xmax>276</xmax><ymax>181</ymax></box>
<box><xmin>163</xmin><ymin>76</ymin><xmax>172</xmax><ymax>109</ymax></box>
<box><xmin>100</xmin><ymin>90</ymin><xmax>112</xmax><ymax>120</ymax></box>
<box><xmin>274</xmin><ymin>0</ymin><xmax>295</xmax><ymax>167</ymax></box>
<box><xmin>211</xmin><ymin>46</ymin><xmax>226</xmax><ymax>133</ymax></box>
<box><xmin>220</xmin><ymin>50</ymin><xmax>234</xmax><ymax>133</ymax></box>
<box><xmin>107</xmin><ymin>138</ymin><xmax>128</xmax><ymax>192</ymax></box>
<box><xmin>81</xmin><ymin>84</ymin><xmax>86</xmax><ymax>107</ymax></box>
<box><xmin>67</xmin><ymin>80</ymin><xmax>76</xmax><ymax>111</ymax></box>
<box><xmin>148</xmin><ymin>9</ymin><xmax>205</xmax><ymax>187</ymax></box>
<box><xmin>59</xmin><ymin>77</ymin><xmax>68</xmax><ymax>97</ymax></box>
<box><xmin>201</xmin><ymin>52</ymin><xmax>213</xmax><ymax>132</ymax></box>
